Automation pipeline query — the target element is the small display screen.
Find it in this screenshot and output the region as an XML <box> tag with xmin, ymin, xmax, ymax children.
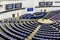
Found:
<box><xmin>6</xmin><ymin>4</ymin><xmax>14</xmax><ymax>10</ymax></box>
<box><xmin>39</xmin><ymin>2</ymin><xmax>45</xmax><ymax>6</ymax></box>
<box><xmin>15</xmin><ymin>3</ymin><xmax>22</xmax><ymax>8</ymax></box>
<box><xmin>46</xmin><ymin>2</ymin><xmax>53</xmax><ymax>6</ymax></box>
<box><xmin>27</xmin><ymin>8</ymin><xmax>33</xmax><ymax>12</ymax></box>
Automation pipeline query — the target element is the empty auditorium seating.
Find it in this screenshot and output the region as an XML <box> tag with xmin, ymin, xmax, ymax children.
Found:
<box><xmin>21</xmin><ymin>12</ymin><xmax>47</xmax><ymax>19</ymax></box>
<box><xmin>51</xmin><ymin>13</ymin><xmax>60</xmax><ymax>20</ymax></box>
<box><xmin>45</xmin><ymin>10</ymin><xmax>60</xmax><ymax>19</ymax></box>
<box><xmin>32</xmin><ymin>24</ymin><xmax>60</xmax><ymax>40</ymax></box>
<box><xmin>21</xmin><ymin>14</ymin><xmax>33</xmax><ymax>19</ymax></box>
<box><xmin>0</xmin><ymin>18</ymin><xmax>39</xmax><ymax>40</ymax></box>
<box><xmin>51</xmin><ymin>20</ymin><xmax>60</xmax><ymax>30</ymax></box>
<box><xmin>34</xmin><ymin>12</ymin><xmax>47</xmax><ymax>15</ymax></box>
<box><xmin>1</xmin><ymin>10</ymin><xmax>60</xmax><ymax>40</ymax></box>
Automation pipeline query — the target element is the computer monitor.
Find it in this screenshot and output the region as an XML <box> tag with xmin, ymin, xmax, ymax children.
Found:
<box><xmin>15</xmin><ymin>3</ymin><xmax>22</xmax><ymax>9</ymax></box>
<box><xmin>6</xmin><ymin>4</ymin><xmax>14</xmax><ymax>10</ymax></box>
<box><xmin>46</xmin><ymin>2</ymin><xmax>53</xmax><ymax>6</ymax></box>
<box><xmin>39</xmin><ymin>2</ymin><xmax>45</xmax><ymax>6</ymax></box>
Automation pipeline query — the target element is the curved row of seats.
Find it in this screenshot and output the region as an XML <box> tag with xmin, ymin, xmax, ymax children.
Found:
<box><xmin>0</xmin><ymin>18</ymin><xmax>39</xmax><ymax>40</ymax></box>
<box><xmin>45</xmin><ymin>10</ymin><xmax>60</xmax><ymax>19</ymax></box>
<box><xmin>32</xmin><ymin>24</ymin><xmax>60</xmax><ymax>40</ymax></box>
<box><xmin>20</xmin><ymin>10</ymin><xmax>60</xmax><ymax>19</ymax></box>
<box><xmin>21</xmin><ymin>12</ymin><xmax>47</xmax><ymax>19</ymax></box>
<box><xmin>0</xmin><ymin>18</ymin><xmax>60</xmax><ymax>40</ymax></box>
<box><xmin>0</xmin><ymin>10</ymin><xmax>60</xmax><ymax>40</ymax></box>
<box><xmin>51</xmin><ymin>13</ymin><xmax>60</xmax><ymax>20</ymax></box>
<box><xmin>51</xmin><ymin>20</ymin><xmax>60</xmax><ymax>30</ymax></box>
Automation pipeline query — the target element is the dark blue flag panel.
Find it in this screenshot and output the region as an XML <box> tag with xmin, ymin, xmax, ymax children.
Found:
<box><xmin>27</xmin><ymin>8</ymin><xmax>33</xmax><ymax>12</ymax></box>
